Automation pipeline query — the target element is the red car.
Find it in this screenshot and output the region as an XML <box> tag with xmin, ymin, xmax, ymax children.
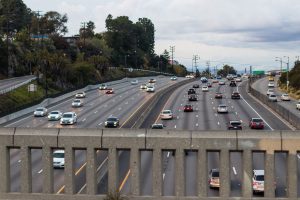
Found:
<box><xmin>215</xmin><ymin>92</ymin><xmax>223</xmax><ymax>99</ymax></box>
<box><xmin>249</xmin><ymin>118</ymin><xmax>264</xmax><ymax>129</ymax></box>
<box><xmin>207</xmin><ymin>82</ymin><xmax>212</xmax><ymax>87</ymax></box>
<box><xmin>183</xmin><ymin>105</ymin><xmax>193</xmax><ymax>112</ymax></box>
<box><xmin>106</xmin><ymin>89</ymin><xmax>114</xmax><ymax>94</ymax></box>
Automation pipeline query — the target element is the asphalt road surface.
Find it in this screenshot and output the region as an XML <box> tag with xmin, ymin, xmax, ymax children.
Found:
<box><xmin>5</xmin><ymin>77</ymin><xmax>295</xmax><ymax>197</ymax></box>
<box><xmin>0</xmin><ymin>75</ymin><xmax>35</xmax><ymax>93</ymax></box>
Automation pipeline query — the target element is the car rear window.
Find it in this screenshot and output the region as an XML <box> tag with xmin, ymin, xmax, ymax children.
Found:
<box><xmin>107</xmin><ymin>118</ymin><xmax>118</xmax><ymax>121</ymax></box>
<box><xmin>36</xmin><ymin>108</ymin><xmax>44</xmax><ymax>111</ymax></box>
<box><xmin>231</xmin><ymin>122</ymin><xmax>241</xmax><ymax>126</ymax></box>
<box><xmin>51</xmin><ymin>112</ymin><xmax>59</xmax><ymax>114</ymax></box>
<box><xmin>252</xmin><ymin>118</ymin><xmax>263</xmax><ymax>122</ymax></box>
<box><xmin>162</xmin><ymin>111</ymin><xmax>171</xmax><ymax>114</ymax></box>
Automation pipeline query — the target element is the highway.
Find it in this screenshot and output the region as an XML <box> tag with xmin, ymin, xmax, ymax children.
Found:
<box><xmin>4</xmin><ymin>76</ymin><xmax>296</xmax><ymax>197</ymax></box>
<box><xmin>0</xmin><ymin>75</ymin><xmax>36</xmax><ymax>94</ymax></box>
<box><xmin>5</xmin><ymin>76</ymin><xmax>184</xmax><ymax>194</ymax></box>
<box><xmin>123</xmin><ymin>78</ymin><xmax>292</xmax><ymax>197</ymax></box>
<box><xmin>253</xmin><ymin>76</ymin><xmax>300</xmax><ymax>120</ymax></box>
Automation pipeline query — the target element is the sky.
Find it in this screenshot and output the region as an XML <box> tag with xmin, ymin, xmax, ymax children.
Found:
<box><xmin>23</xmin><ymin>0</ymin><xmax>300</xmax><ymax>71</ymax></box>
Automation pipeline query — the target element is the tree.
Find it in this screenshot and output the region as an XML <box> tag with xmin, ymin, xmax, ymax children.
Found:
<box><xmin>217</xmin><ymin>64</ymin><xmax>237</xmax><ymax>77</ymax></box>
<box><xmin>80</xmin><ymin>21</ymin><xmax>95</xmax><ymax>38</ymax></box>
<box><xmin>31</xmin><ymin>11</ymin><xmax>68</xmax><ymax>36</ymax></box>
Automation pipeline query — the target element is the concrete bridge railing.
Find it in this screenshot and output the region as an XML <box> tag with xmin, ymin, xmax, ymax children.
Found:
<box><xmin>0</xmin><ymin>128</ymin><xmax>299</xmax><ymax>200</ymax></box>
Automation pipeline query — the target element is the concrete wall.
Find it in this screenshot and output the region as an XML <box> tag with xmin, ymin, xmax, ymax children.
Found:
<box><xmin>0</xmin><ymin>128</ymin><xmax>299</xmax><ymax>200</ymax></box>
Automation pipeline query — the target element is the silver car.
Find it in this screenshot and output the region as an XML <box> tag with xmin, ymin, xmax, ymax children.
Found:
<box><xmin>72</xmin><ymin>99</ymin><xmax>83</xmax><ymax>107</ymax></box>
<box><xmin>217</xmin><ymin>105</ymin><xmax>228</xmax><ymax>113</ymax></box>
<box><xmin>60</xmin><ymin>112</ymin><xmax>77</xmax><ymax>125</ymax></box>
<box><xmin>33</xmin><ymin>107</ymin><xmax>48</xmax><ymax>117</ymax></box>
<box><xmin>47</xmin><ymin>111</ymin><xmax>62</xmax><ymax>121</ymax></box>
<box><xmin>268</xmin><ymin>94</ymin><xmax>277</xmax><ymax>102</ymax></box>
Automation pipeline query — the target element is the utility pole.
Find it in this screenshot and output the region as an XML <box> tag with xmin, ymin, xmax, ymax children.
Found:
<box><xmin>35</xmin><ymin>11</ymin><xmax>43</xmax><ymax>44</ymax></box>
<box><xmin>193</xmin><ymin>55</ymin><xmax>199</xmax><ymax>74</ymax></box>
<box><xmin>206</xmin><ymin>61</ymin><xmax>210</xmax><ymax>78</ymax></box>
<box><xmin>170</xmin><ymin>46</ymin><xmax>175</xmax><ymax>70</ymax></box>
<box><xmin>6</xmin><ymin>11</ymin><xmax>9</xmax><ymax>77</ymax></box>
<box><xmin>81</xmin><ymin>22</ymin><xmax>86</xmax><ymax>47</ymax></box>
<box><xmin>283</xmin><ymin>56</ymin><xmax>289</xmax><ymax>91</ymax></box>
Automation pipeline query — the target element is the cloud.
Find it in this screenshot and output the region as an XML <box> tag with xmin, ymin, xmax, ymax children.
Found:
<box><xmin>23</xmin><ymin>0</ymin><xmax>300</xmax><ymax>69</ymax></box>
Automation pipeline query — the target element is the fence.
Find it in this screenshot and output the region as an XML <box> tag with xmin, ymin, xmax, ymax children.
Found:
<box><xmin>0</xmin><ymin>128</ymin><xmax>299</xmax><ymax>200</ymax></box>
<box><xmin>249</xmin><ymin>77</ymin><xmax>300</xmax><ymax>129</ymax></box>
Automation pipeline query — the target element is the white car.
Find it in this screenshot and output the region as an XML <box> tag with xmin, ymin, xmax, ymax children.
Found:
<box><xmin>202</xmin><ymin>86</ymin><xmax>209</xmax><ymax>92</ymax></box>
<box><xmin>75</xmin><ymin>92</ymin><xmax>86</xmax><ymax>98</ymax></box>
<box><xmin>268</xmin><ymin>94</ymin><xmax>277</xmax><ymax>102</ymax></box>
<box><xmin>60</xmin><ymin>112</ymin><xmax>77</xmax><ymax>125</ymax></box>
<box><xmin>140</xmin><ymin>84</ymin><xmax>147</xmax><ymax>89</ymax></box>
<box><xmin>235</xmin><ymin>78</ymin><xmax>242</xmax><ymax>82</ymax></box>
<box><xmin>267</xmin><ymin>89</ymin><xmax>274</xmax><ymax>96</ymax></box>
<box><xmin>160</xmin><ymin>110</ymin><xmax>173</xmax><ymax>120</ymax></box>
<box><xmin>53</xmin><ymin>150</ymin><xmax>65</xmax><ymax>168</ymax></box>
<box><xmin>280</xmin><ymin>94</ymin><xmax>290</xmax><ymax>101</ymax></box>
<box><xmin>33</xmin><ymin>107</ymin><xmax>48</xmax><ymax>117</ymax></box>
<box><xmin>252</xmin><ymin>170</ymin><xmax>264</xmax><ymax>193</ymax></box>
<box><xmin>99</xmin><ymin>83</ymin><xmax>108</xmax><ymax>90</ymax></box>
<box><xmin>219</xmin><ymin>81</ymin><xmax>225</xmax><ymax>85</ymax></box>
<box><xmin>296</xmin><ymin>101</ymin><xmax>300</xmax><ymax>110</ymax></box>
<box><xmin>72</xmin><ymin>99</ymin><xmax>83</xmax><ymax>107</ymax></box>
<box><xmin>47</xmin><ymin>111</ymin><xmax>62</xmax><ymax>121</ymax></box>
<box><xmin>217</xmin><ymin>105</ymin><xmax>228</xmax><ymax>113</ymax></box>
<box><xmin>170</xmin><ymin>76</ymin><xmax>177</xmax><ymax>80</ymax></box>
<box><xmin>131</xmin><ymin>80</ymin><xmax>138</xmax><ymax>85</ymax></box>
<box><xmin>268</xmin><ymin>82</ymin><xmax>275</xmax><ymax>87</ymax></box>
<box><xmin>146</xmin><ymin>85</ymin><xmax>155</xmax><ymax>92</ymax></box>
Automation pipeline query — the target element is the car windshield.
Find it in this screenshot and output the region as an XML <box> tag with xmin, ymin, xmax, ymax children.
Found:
<box><xmin>101</xmin><ymin>84</ymin><xmax>106</xmax><ymax>86</ymax></box>
<box><xmin>270</xmin><ymin>94</ymin><xmax>276</xmax><ymax>97</ymax></box>
<box><xmin>152</xmin><ymin>125</ymin><xmax>163</xmax><ymax>129</ymax></box>
<box><xmin>252</xmin><ymin>118</ymin><xmax>263</xmax><ymax>122</ymax></box>
<box><xmin>212</xmin><ymin>171</ymin><xmax>219</xmax><ymax>177</ymax></box>
<box><xmin>36</xmin><ymin>108</ymin><xmax>44</xmax><ymax>111</ymax></box>
<box><xmin>50</xmin><ymin>111</ymin><xmax>59</xmax><ymax>115</ymax></box>
<box><xmin>63</xmin><ymin>114</ymin><xmax>72</xmax><ymax>118</ymax></box>
<box><xmin>255</xmin><ymin>175</ymin><xmax>264</xmax><ymax>181</ymax></box>
<box><xmin>107</xmin><ymin>118</ymin><xmax>118</xmax><ymax>122</ymax></box>
<box><xmin>53</xmin><ymin>152</ymin><xmax>64</xmax><ymax>158</ymax></box>
<box><xmin>78</xmin><ymin>92</ymin><xmax>83</xmax><ymax>94</ymax></box>
<box><xmin>185</xmin><ymin>105</ymin><xmax>192</xmax><ymax>108</ymax></box>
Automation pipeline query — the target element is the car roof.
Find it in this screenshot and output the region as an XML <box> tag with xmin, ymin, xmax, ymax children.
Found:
<box><xmin>230</xmin><ymin>120</ymin><xmax>241</xmax><ymax>123</ymax></box>
<box><xmin>162</xmin><ymin>110</ymin><xmax>172</xmax><ymax>112</ymax></box>
<box><xmin>218</xmin><ymin>104</ymin><xmax>227</xmax><ymax>107</ymax></box>
<box><xmin>50</xmin><ymin>110</ymin><xmax>61</xmax><ymax>113</ymax></box>
<box><xmin>63</xmin><ymin>112</ymin><xmax>75</xmax><ymax>115</ymax></box>
<box><xmin>253</xmin><ymin>169</ymin><xmax>264</xmax><ymax>175</ymax></box>
<box><xmin>251</xmin><ymin>117</ymin><xmax>262</xmax><ymax>120</ymax></box>
<box><xmin>36</xmin><ymin>107</ymin><xmax>46</xmax><ymax>109</ymax></box>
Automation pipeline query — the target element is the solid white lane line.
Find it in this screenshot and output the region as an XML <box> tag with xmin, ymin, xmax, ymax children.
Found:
<box><xmin>232</xmin><ymin>167</ymin><xmax>237</xmax><ymax>175</ymax></box>
<box><xmin>38</xmin><ymin>169</ymin><xmax>43</xmax><ymax>174</ymax></box>
<box><xmin>237</xmin><ymin>84</ymin><xmax>274</xmax><ymax>130</ymax></box>
<box><xmin>167</xmin><ymin>152</ymin><xmax>170</xmax><ymax>158</ymax></box>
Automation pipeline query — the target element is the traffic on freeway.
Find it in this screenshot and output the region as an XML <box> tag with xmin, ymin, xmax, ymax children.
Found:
<box><xmin>3</xmin><ymin>75</ymin><xmax>296</xmax><ymax>197</ymax></box>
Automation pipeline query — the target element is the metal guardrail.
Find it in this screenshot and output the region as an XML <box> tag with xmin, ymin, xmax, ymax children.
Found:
<box><xmin>249</xmin><ymin>78</ymin><xmax>300</xmax><ymax>129</ymax></box>
<box><xmin>0</xmin><ymin>77</ymin><xmax>37</xmax><ymax>95</ymax></box>
<box><xmin>0</xmin><ymin>128</ymin><xmax>298</xmax><ymax>200</ymax></box>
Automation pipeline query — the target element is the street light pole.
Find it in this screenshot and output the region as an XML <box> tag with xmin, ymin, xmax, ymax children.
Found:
<box><xmin>283</xmin><ymin>56</ymin><xmax>289</xmax><ymax>91</ymax></box>
<box><xmin>275</xmin><ymin>57</ymin><xmax>282</xmax><ymax>74</ymax></box>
